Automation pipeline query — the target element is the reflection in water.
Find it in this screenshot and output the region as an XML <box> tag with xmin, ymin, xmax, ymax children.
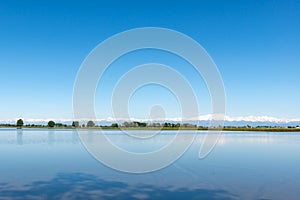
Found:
<box><xmin>48</xmin><ymin>130</ymin><xmax>55</xmax><ymax>145</ymax></box>
<box><xmin>0</xmin><ymin>172</ymin><xmax>235</xmax><ymax>200</ymax></box>
<box><xmin>72</xmin><ymin>130</ymin><xmax>78</xmax><ymax>144</ymax></box>
<box><xmin>16</xmin><ymin>129</ymin><xmax>23</xmax><ymax>145</ymax></box>
<box><xmin>1</xmin><ymin>129</ymin><xmax>300</xmax><ymax>199</ymax></box>
<box><xmin>216</xmin><ymin>133</ymin><xmax>276</xmax><ymax>145</ymax></box>
<box><xmin>0</xmin><ymin>129</ymin><xmax>81</xmax><ymax>145</ymax></box>
<box><xmin>4</xmin><ymin>130</ymin><xmax>299</xmax><ymax>146</ymax></box>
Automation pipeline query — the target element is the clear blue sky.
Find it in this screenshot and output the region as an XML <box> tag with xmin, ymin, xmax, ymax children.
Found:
<box><xmin>0</xmin><ymin>0</ymin><xmax>299</xmax><ymax>120</ymax></box>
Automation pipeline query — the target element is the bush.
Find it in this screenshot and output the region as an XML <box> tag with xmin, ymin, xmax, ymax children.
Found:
<box><xmin>87</xmin><ymin>120</ymin><xmax>95</xmax><ymax>127</ymax></box>
<box><xmin>16</xmin><ymin>119</ymin><xmax>24</xmax><ymax>127</ymax></box>
<box><xmin>48</xmin><ymin>121</ymin><xmax>55</xmax><ymax>128</ymax></box>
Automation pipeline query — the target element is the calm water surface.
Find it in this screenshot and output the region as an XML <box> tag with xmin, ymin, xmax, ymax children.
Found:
<box><xmin>0</xmin><ymin>129</ymin><xmax>300</xmax><ymax>200</ymax></box>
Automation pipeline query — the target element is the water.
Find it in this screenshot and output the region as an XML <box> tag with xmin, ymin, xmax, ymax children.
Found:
<box><xmin>0</xmin><ymin>129</ymin><xmax>300</xmax><ymax>200</ymax></box>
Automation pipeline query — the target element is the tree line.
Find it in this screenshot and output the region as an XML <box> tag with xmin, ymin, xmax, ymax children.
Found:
<box><xmin>3</xmin><ymin>119</ymin><xmax>299</xmax><ymax>130</ymax></box>
<box><xmin>9</xmin><ymin>119</ymin><xmax>197</xmax><ymax>129</ymax></box>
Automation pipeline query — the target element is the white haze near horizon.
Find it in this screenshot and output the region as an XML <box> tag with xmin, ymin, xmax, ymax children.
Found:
<box><xmin>1</xmin><ymin>115</ymin><xmax>300</xmax><ymax>125</ymax></box>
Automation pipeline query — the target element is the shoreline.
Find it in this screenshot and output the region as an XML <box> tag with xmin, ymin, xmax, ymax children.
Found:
<box><xmin>1</xmin><ymin>126</ymin><xmax>300</xmax><ymax>132</ymax></box>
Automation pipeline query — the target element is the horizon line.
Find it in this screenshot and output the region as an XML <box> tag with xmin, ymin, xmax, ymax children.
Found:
<box><xmin>1</xmin><ymin>115</ymin><xmax>300</xmax><ymax>124</ymax></box>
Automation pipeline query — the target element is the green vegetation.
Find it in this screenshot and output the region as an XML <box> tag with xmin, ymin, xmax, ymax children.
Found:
<box><xmin>163</xmin><ymin>123</ymin><xmax>181</xmax><ymax>128</ymax></box>
<box><xmin>72</xmin><ymin>121</ymin><xmax>79</xmax><ymax>127</ymax></box>
<box><xmin>16</xmin><ymin>119</ymin><xmax>24</xmax><ymax>128</ymax></box>
<box><xmin>111</xmin><ymin>123</ymin><xmax>118</xmax><ymax>128</ymax></box>
<box><xmin>48</xmin><ymin>120</ymin><xmax>55</xmax><ymax>128</ymax></box>
<box><xmin>123</xmin><ymin>121</ymin><xmax>146</xmax><ymax>127</ymax></box>
<box><xmin>87</xmin><ymin>120</ymin><xmax>95</xmax><ymax>127</ymax></box>
<box><xmin>221</xmin><ymin>127</ymin><xmax>300</xmax><ymax>132</ymax></box>
<box><xmin>0</xmin><ymin>120</ymin><xmax>299</xmax><ymax>132</ymax></box>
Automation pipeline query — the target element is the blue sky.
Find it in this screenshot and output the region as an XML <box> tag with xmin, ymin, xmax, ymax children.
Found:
<box><xmin>0</xmin><ymin>0</ymin><xmax>299</xmax><ymax>121</ymax></box>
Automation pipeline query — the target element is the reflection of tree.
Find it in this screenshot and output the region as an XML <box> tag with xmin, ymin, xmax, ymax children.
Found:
<box><xmin>48</xmin><ymin>130</ymin><xmax>55</xmax><ymax>145</ymax></box>
<box><xmin>71</xmin><ymin>130</ymin><xmax>78</xmax><ymax>144</ymax></box>
<box><xmin>16</xmin><ymin>129</ymin><xmax>23</xmax><ymax>145</ymax></box>
<box><xmin>0</xmin><ymin>172</ymin><xmax>235</xmax><ymax>200</ymax></box>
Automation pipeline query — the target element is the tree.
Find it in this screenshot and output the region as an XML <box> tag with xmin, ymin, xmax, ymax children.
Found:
<box><xmin>87</xmin><ymin>120</ymin><xmax>95</xmax><ymax>127</ymax></box>
<box><xmin>163</xmin><ymin>123</ymin><xmax>171</xmax><ymax>127</ymax></box>
<box><xmin>123</xmin><ymin>122</ymin><xmax>130</xmax><ymax>127</ymax></box>
<box><xmin>72</xmin><ymin>121</ymin><xmax>79</xmax><ymax>127</ymax></box>
<box><xmin>152</xmin><ymin>123</ymin><xmax>161</xmax><ymax>127</ymax></box>
<box><xmin>137</xmin><ymin>122</ymin><xmax>147</xmax><ymax>127</ymax></box>
<box><xmin>16</xmin><ymin>119</ymin><xmax>24</xmax><ymax>128</ymax></box>
<box><xmin>48</xmin><ymin>120</ymin><xmax>55</xmax><ymax>128</ymax></box>
<box><xmin>111</xmin><ymin>123</ymin><xmax>118</xmax><ymax>128</ymax></box>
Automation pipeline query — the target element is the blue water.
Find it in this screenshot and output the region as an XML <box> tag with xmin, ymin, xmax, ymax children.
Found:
<box><xmin>0</xmin><ymin>129</ymin><xmax>300</xmax><ymax>200</ymax></box>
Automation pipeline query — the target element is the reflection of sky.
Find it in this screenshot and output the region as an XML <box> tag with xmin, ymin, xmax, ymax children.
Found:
<box><xmin>0</xmin><ymin>129</ymin><xmax>300</xmax><ymax>199</ymax></box>
<box><xmin>0</xmin><ymin>172</ymin><xmax>235</xmax><ymax>200</ymax></box>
